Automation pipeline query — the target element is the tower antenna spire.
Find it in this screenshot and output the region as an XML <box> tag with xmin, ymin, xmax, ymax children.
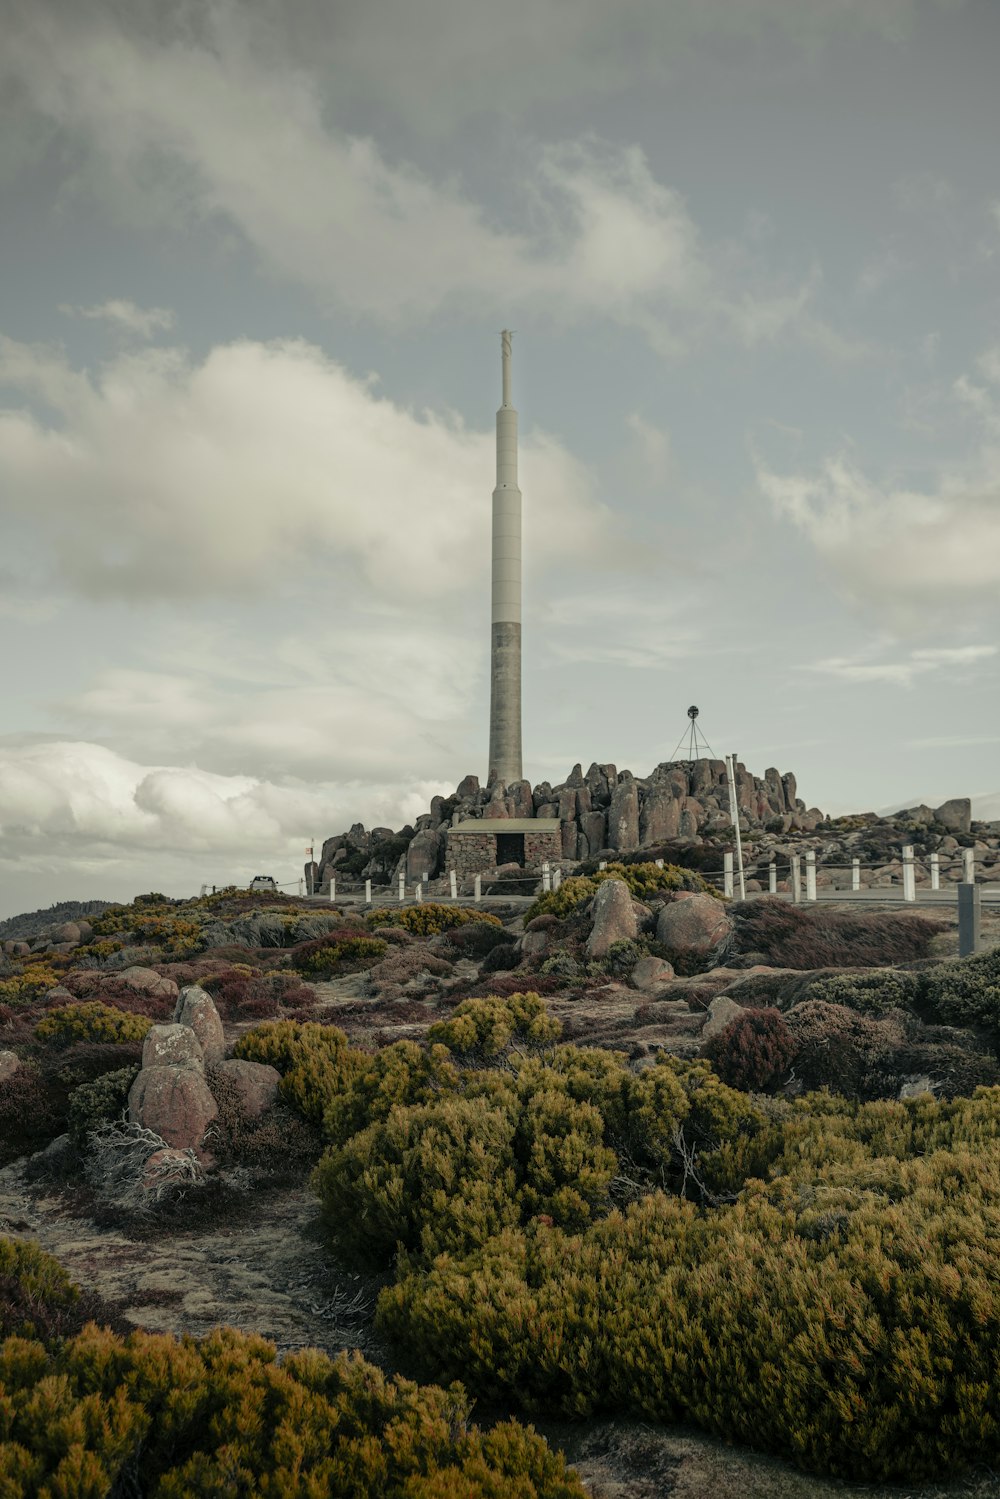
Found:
<box><xmin>488</xmin><ymin>330</ymin><xmax>523</xmax><ymax>785</ymax></box>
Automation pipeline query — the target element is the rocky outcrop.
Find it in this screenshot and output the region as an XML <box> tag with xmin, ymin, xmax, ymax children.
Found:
<box><xmin>128</xmin><ymin>1066</ymin><xmax>218</xmax><ymax>1156</ymax></box>
<box><xmin>142</xmin><ymin>1024</ymin><xmax>205</xmax><ymax>1072</ymax></box>
<box><xmin>213</xmin><ymin>1058</ymin><xmax>281</xmax><ymax>1119</ymax></box>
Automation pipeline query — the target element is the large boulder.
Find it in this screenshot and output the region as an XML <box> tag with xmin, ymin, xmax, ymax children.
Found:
<box><xmin>639</xmin><ymin>785</ymin><xmax>681</xmax><ymax>845</ymax></box>
<box><xmin>934</xmin><ymin>798</ymin><xmax>971</xmax><ymax>835</ymax></box>
<box><xmin>406</xmin><ymin>828</ymin><xmax>444</xmax><ymax>882</ymax></box>
<box><xmin>118</xmin><ymin>967</ymin><xmax>179</xmax><ymax>1000</ymax></box>
<box><xmin>173</xmin><ymin>987</ymin><xmax>225</xmax><ymax>1065</ymax></box>
<box><xmin>142</xmin><ymin>1023</ymin><xmax>205</xmax><ymax>1072</ymax></box>
<box><xmin>630</xmin><ymin>955</ymin><xmax>675</xmax><ymax>992</ymax></box>
<box><xmin>128</xmin><ymin>1067</ymin><xmax>218</xmax><ymax>1153</ymax></box>
<box><xmin>656</xmin><ymin>893</ymin><xmax>732</xmax><ymax>963</ymax></box>
<box><xmin>586</xmin><ymin>878</ymin><xmax>638</xmax><ymax>959</ymax></box>
<box><xmin>213</xmin><ymin>1058</ymin><xmax>281</xmax><ymax>1119</ymax></box>
<box><xmin>49</xmin><ymin>922</ymin><xmax>82</xmax><ymax>946</ymax></box>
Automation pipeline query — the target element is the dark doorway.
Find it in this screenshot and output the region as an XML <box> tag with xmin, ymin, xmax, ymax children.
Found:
<box><xmin>496</xmin><ymin>833</ymin><xmax>526</xmax><ymax>867</ymax></box>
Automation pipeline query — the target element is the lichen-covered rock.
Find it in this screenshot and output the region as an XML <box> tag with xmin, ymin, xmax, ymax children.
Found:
<box><xmin>608</xmin><ymin>775</ymin><xmax>640</xmax><ymax>853</ymax></box>
<box><xmin>213</xmin><ymin>1058</ymin><xmax>281</xmax><ymax>1119</ymax></box>
<box><xmin>0</xmin><ymin>1051</ymin><xmax>20</xmax><ymax>1083</ymax></box>
<box><xmin>934</xmin><ymin>798</ymin><xmax>971</xmax><ymax>835</ymax></box>
<box><xmin>142</xmin><ymin>1023</ymin><xmax>205</xmax><ymax>1072</ymax></box>
<box><xmin>701</xmin><ymin>994</ymin><xmax>747</xmax><ymax>1041</ymax></box>
<box><xmin>173</xmin><ymin>986</ymin><xmax>225</xmax><ymax>1065</ymax></box>
<box><xmin>586</xmin><ymin>878</ymin><xmax>638</xmax><ymax>959</ymax></box>
<box><xmin>630</xmin><ymin>955</ymin><xmax>675</xmax><ymax>992</ymax></box>
<box><xmin>128</xmin><ymin>1067</ymin><xmax>218</xmax><ymax>1153</ymax></box>
<box><xmin>655</xmin><ymin>893</ymin><xmax>732</xmax><ymax>962</ymax></box>
<box><xmin>119</xmin><ymin>966</ymin><xmax>180</xmax><ymax>1000</ymax></box>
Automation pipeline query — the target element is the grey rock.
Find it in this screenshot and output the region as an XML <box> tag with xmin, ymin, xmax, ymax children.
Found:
<box><xmin>934</xmin><ymin>798</ymin><xmax>972</xmax><ymax>835</ymax></box>
<box><xmin>630</xmin><ymin>956</ymin><xmax>676</xmax><ymax>992</ymax></box>
<box><xmin>702</xmin><ymin>994</ymin><xmax>746</xmax><ymax>1041</ymax></box>
<box><xmin>213</xmin><ymin>1058</ymin><xmax>281</xmax><ymax>1119</ymax></box>
<box><xmin>608</xmin><ymin>775</ymin><xmax>640</xmax><ymax>852</ymax></box>
<box><xmin>406</xmin><ymin>827</ymin><xmax>444</xmax><ymax>882</ymax></box>
<box><xmin>586</xmin><ymin>878</ymin><xmax>638</xmax><ymax>959</ymax></box>
<box><xmin>0</xmin><ymin>1050</ymin><xmax>20</xmax><ymax>1083</ymax></box>
<box><xmin>173</xmin><ymin>987</ymin><xmax>226</xmax><ymax>1065</ymax></box>
<box><xmin>656</xmin><ymin>893</ymin><xmax>732</xmax><ymax>961</ymax></box>
<box><xmin>142</xmin><ymin>1023</ymin><xmax>205</xmax><ymax>1072</ymax></box>
<box><xmin>129</xmin><ymin>1068</ymin><xmax>218</xmax><ymax>1155</ymax></box>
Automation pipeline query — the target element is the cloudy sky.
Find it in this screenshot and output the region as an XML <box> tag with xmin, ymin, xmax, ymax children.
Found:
<box><xmin>1</xmin><ymin>0</ymin><xmax>998</xmax><ymax>916</ymax></box>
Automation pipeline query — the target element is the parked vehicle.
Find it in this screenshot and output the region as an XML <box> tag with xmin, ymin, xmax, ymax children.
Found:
<box><xmin>249</xmin><ymin>874</ymin><xmax>279</xmax><ymax>893</ymax></box>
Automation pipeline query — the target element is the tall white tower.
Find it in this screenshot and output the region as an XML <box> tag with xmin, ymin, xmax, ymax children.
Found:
<box><xmin>488</xmin><ymin>330</ymin><xmax>522</xmax><ymax>785</ymax></box>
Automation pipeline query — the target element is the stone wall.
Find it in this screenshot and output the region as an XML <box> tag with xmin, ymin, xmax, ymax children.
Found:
<box><xmin>446</xmin><ymin>825</ymin><xmax>562</xmax><ymax>877</ymax></box>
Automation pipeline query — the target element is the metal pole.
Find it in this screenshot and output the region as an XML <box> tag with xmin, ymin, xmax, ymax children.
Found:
<box><xmin>723</xmin><ymin>851</ymin><xmax>734</xmax><ymax>899</ymax></box>
<box><xmin>805</xmin><ymin>849</ymin><xmax>817</xmax><ymax>902</ymax></box>
<box><xmin>725</xmin><ymin>753</ymin><xmax>747</xmax><ymax>900</ymax></box>
<box><xmin>958</xmin><ymin>882</ymin><xmax>981</xmax><ymax>957</ymax></box>
<box><xmin>930</xmin><ymin>852</ymin><xmax>940</xmax><ymax>891</ymax></box>
<box><xmin>791</xmin><ymin>855</ymin><xmax>801</xmax><ymax>904</ymax></box>
<box><xmin>902</xmin><ymin>845</ymin><xmax>915</xmax><ymax>902</ymax></box>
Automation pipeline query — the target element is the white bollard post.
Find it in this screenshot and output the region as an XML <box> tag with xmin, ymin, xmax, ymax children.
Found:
<box><xmin>398</xmin><ymin>870</ymin><xmax>406</xmax><ymax>902</ymax></box>
<box><xmin>364</xmin><ymin>879</ymin><xmax>372</xmax><ymax>904</ymax></box>
<box><xmin>422</xmin><ymin>871</ymin><xmax>429</xmax><ymax>885</ymax></box>
<box><xmin>791</xmin><ymin>855</ymin><xmax>802</xmax><ymax>904</ymax></box>
<box><xmin>542</xmin><ymin>862</ymin><xmax>551</xmax><ymax>892</ymax></box>
<box><xmin>930</xmin><ymin>852</ymin><xmax>940</xmax><ymax>891</ymax></box>
<box><xmin>805</xmin><ymin>849</ymin><xmax>817</xmax><ymax>902</ymax></box>
<box><xmin>449</xmin><ymin>870</ymin><xmax>458</xmax><ymax>899</ymax></box>
<box><xmin>474</xmin><ymin>874</ymin><xmax>482</xmax><ymax>903</ymax></box>
<box><xmin>415</xmin><ymin>882</ymin><xmax>423</xmax><ymax>903</ymax></box>
<box><xmin>200</xmin><ymin>884</ymin><xmax>207</xmax><ymax>897</ymax></box>
<box><xmin>553</xmin><ymin>868</ymin><xmax>562</xmax><ymax>890</ymax></box>
<box><xmin>329</xmin><ymin>877</ymin><xmax>336</xmax><ymax>903</ymax></box>
<box><xmin>902</xmin><ymin>845</ymin><xmax>916</xmax><ymax>902</ymax></box>
<box><xmin>963</xmin><ymin>847</ymin><xmax>975</xmax><ymax>884</ymax></box>
<box><xmin>768</xmin><ymin>861</ymin><xmax>777</xmax><ymax>895</ymax></box>
<box><xmin>655</xmin><ymin>858</ymin><xmax>664</xmax><ymax>869</ymax></box>
<box><xmin>298</xmin><ymin>879</ymin><xmax>304</xmax><ymax>896</ymax></box>
<box><xmin>852</xmin><ymin>858</ymin><xmax>860</xmax><ymax>892</ymax></box>
<box><xmin>599</xmin><ymin>861</ymin><xmax>607</xmax><ymax>871</ymax></box>
<box><xmin>724</xmin><ymin>851</ymin><xmax>734</xmax><ymax>899</ymax></box>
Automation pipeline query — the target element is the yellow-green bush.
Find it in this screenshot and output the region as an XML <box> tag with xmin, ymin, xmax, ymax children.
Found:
<box><xmin>376</xmin><ymin>1083</ymin><xmax>1000</xmax><ymax>1482</ymax></box>
<box><xmin>369</xmin><ymin>904</ymin><xmax>504</xmax><ymax>937</ymax></box>
<box><xmin>0</xmin><ymin>965</ymin><xmax>62</xmax><ymax>1008</ymax></box>
<box><xmin>34</xmin><ymin>1002</ymin><xmax>153</xmax><ymax>1047</ymax></box>
<box><xmin>427</xmin><ymin>991</ymin><xmax>562</xmax><ymax>1064</ymax></box>
<box><xmin>0</xmin><ymin>1238</ymin><xmax>82</xmax><ymax>1341</ymax></box>
<box><xmin>292</xmin><ymin>934</ymin><xmax>387</xmax><ymax>977</ymax></box>
<box><xmin>233</xmin><ymin>1020</ymin><xmax>364</xmax><ymax>1126</ymax></box>
<box><xmin>525</xmin><ymin>862</ymin><xmax>718</xmax><ymax>923</ymax></box>
<box><xmin>0</xmin><ymin>1315</ymin><xmax>584</xmax><ymax>1497</ymax></box>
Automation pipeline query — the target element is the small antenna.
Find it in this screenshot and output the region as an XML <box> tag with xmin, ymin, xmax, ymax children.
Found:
<box><xmin>668</xmin><ymin>705</ymin><xmax>718</xmax><ymax>762</ymax></box>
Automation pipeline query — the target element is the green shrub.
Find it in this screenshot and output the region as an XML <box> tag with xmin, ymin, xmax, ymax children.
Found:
<box><xmin>921</xmin><ymin>947</ymin><xmax>1000</xmax><ymax>1031</ymax></box>
<box><xmin>798</xmin><ymin>969</ymin><xmax>919</xmax><ymax>1016</ymax></box>
<box><xmin>369</xmin><ymin>904</ymin><xmax>504</xmax><ymax>938</ymax></box>
<box><xmin>525</xmin><ymin>863</ymin><xmax>718</xmax><ymax>923</ymax></box>
<box><xmin>233</xmin><ymin>1020</ymin><xmax>363</xmax><ymax>1125</ymax></box>
<box><xmin>428</xmin><ymin>992</ymin><xmax>562</xmax><ymax>1065</ymax></box>
<box><xmin>0</xmin><ymin>1236</ymin><xmax>83</xmax><ymax>1340</ymax></box>
<box><xmin>784</xmin><ymin>1000</ymin><xmax>895</xmax><ymax>1100</ymax></box>
<box><xmin>291</xmin><ymin>934</ymin><xmax>387</xmax><ymax>977</ymax></box>
<box><xmin>0</xmin><ymin>1316</ymin><xmax>584</xmax><ymax>1496</ymax></box>
<box><xmin>67</xmin><ymin>1066</ymin><xmax>139</xmax><ymax>1149</ymax></box>
<box><xmin>594</xmin><ymin>937</ymin><xmax>646</xmax><ymax>979</ymax></box>
<box><xmin>0</xmin><ymin>964</ymin><xmax>62</xmax><ymax>1007</ymax></box>
<box><xmin>34</xmin><ymin>1001</ymin><xmax>153</xmax><ymax>1047</ymax></box>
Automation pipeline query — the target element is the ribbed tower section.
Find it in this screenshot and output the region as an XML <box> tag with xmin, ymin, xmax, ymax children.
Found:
<box><xmin>488</xmin><ymin>330</ymin><xmax>523</xmax><ymax>786</ymax></box>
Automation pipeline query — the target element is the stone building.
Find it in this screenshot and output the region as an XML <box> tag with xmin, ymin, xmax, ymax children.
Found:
<box><xmin>445</xmin><ymin>819</ymin><xmax>562</xmax><ymax>879</ymax></box>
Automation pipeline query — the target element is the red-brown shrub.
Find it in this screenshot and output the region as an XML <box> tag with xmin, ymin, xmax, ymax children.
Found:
<box><xmin>731</xmin><ymin>899</ymin><xmax>944</xmax><ymax>969</ymax></box>
<box><xmin>202</xmin><ymin>967</ymin><xmax>319</xmax><ymax>1021</ymax></box>
<box><xmin>704</xmin><ymin>1007</ymin><xmax>796</xmax><ymax>1092</ymax></box>
<box><xmin>784</xmin><ymin>1000</ymin><xmax>895</xmax><ymax>1099</ymax></box>
<box><xmin>0</xmin><ymin>1065</ymin><xmax>65</xmax><ymax>1163</ymax></box>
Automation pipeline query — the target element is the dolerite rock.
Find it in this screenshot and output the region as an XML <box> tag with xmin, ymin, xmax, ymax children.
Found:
<box><xmin>0</xmin><ymin>1050</ymin><xmax>19</xmax><ymax>1083</ymax></box>
<box><xmin>142</xmin><ymin>1023</ymin><xmax>205</xmax><ymax>1072</ymax></box>
<box><xmin>656</xmin><ymin>893</ymin><xmax>732</xmax><ymax>962</ymax></box>
<box><xmin>608</xmin><ymin>775</ymin><xmax>640</xmax><ymax>852</ymax></box>
<box><xmin>934</xmin><ymin>798</ymin><xmax>972</xmax><ymax>835</ymax></box>
<box><xmin>49</xmin><ymin>922</ymin><xmax>82</xmax><ymax>946</ymax></box>
<box><xmin>702</xmin><ymin>994</ymin><xmax>746</xmax><ymax>1041</ymax></box>
<box><xmin>42</xmin><ymin>985</ymin><xmax>74</xmax><ymax>1004</ymax></box>
<box><xmin>519</xmin><ymin>930</ymin><xmax>550</xmax><ymax>957</ymax></box>
<box><xmin>118</xmin><ymin>967</ymin><xmax>179</xmax><ymax>1001</ymax></box>
<box><xmin>640</xmin><ymin>785</ymin><xmax>681</xmax><ymax>844</ymax></box>
<box><xmin>586</xmin><ymin>878</ymin><xmax>638</xmax><ymax>959</ymax></box>
<box><xmin>455</xmin><ymin>774</ymin><xmax>480</xmax><ymax>801</ymax></box>
<box><xmin>406</xmin><ymin>828</ymin><xmax>443</xmax><ymax>882</ymax></box>
<box><xmin>213</xmin><ymin>1058</ymin><xmax>281</xmax><ymax>1119</ymax></box>
<box><xmin>579</xmin><ymin>811</ymin><xmax>607</xmax><ymax>857</ymax></box>
<box><xmin>173</xmin><ymin>987</ymin><xmax>226</xmax><ymax>1066</ymax></box>
<box><xmin>507</xmin><ymin>780</ymin><xmax>534</xmax><ymax>818</ymax></box>
<box><xmin>562</xmin><ymin>821</ymin><xmax>579</xmax><ymax>860</ymax></box>
<box><xmin>128</xmin><ymin>1068</ymin><xmax>218</xmax><ymax>1153</ymax></box>
<box><xmin>630</xmin><ymin>956</ymin><xmax>675</xmax><ymax>992</ymax></box>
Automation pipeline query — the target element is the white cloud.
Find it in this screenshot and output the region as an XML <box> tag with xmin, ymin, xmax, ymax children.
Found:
<box><xmin>59</xmin><ymin>299</ymin><xmax>175</xmax><ymax>338</ymax></box>
<box><xmin>3</xmin><ymin>9</ymin><xmax>846</xmax><ymax>354</ymax></box>
<box><xmin>801</xmin><ymin>644</ymin><xmax>997</xmax><ymax>688</ymax></box>
<box><xmin>0</xmin><ymin>737</ymin><xmax>448</xmax><ymax>870</ymax></box>
<box><xmin>0</xmin><ymin>333</ymin><xmax>609</xmax><ymax>601</ymax></box>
